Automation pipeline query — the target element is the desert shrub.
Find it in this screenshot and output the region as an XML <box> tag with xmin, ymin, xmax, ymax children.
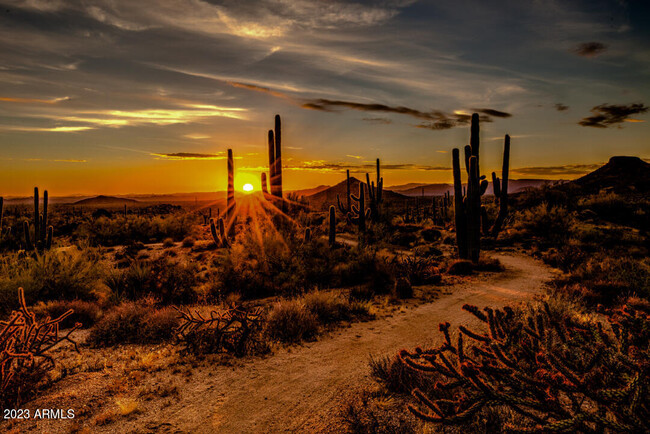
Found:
<box><xmin>474</xmin><ymin>256</ymin><xmax>504</xmax><ymax>272</ymax></box>
<box><xmin>558</xmin><ymin>255</ymin><xmax>650</xmax><ymax>304</ymax></box>
<box><xmin>104</xmin><ymin>257</ymin><xmax>199</xmax><ymax>304</ymax></box>
<box><xmin>395</xmin><ymin>255</ymin><xmax>440</xmax><ymax>285</ymax></box>
<box><xmin>0</xmin><ymin>248</ymin><xmax>105</xmax><ymax>315</ymax></box>
<box><xmin>33</xmin><ymin>299</ymin><xmax>101</xmax><ymax>328</ymax></box>
<box><xmin>338</xmin><ymin>248</ymin><xmax>394</xmax><ymax>295</ymax></box>
<box><xmin>392</xmin><ymin>277</ymin><xmax>413</xmax><ymax>299</ymax></box>
<box><xmin>369</xmin><ymin>355</ymin><xmax>432</xmax><ymax>395</ymax></box>
<box><xmin>579</xmin><ymin>193</ymin><xmax>649</xmax><ymax>229</ymax></box>
<box><xmin>447</xmin><ymin>259</ymin><xmax>473</xmax><ymax>275</ymax></box>
<box><xmin>162</xmin><ymin>238</ymin><xmax>175</xmax><ymax>248</ymax></box>
<box><xmin>265</xmin><ymin>299</ymin><xmax>319</xmax><ymax>343</ymax></box>
<box><xmin>1</xmin><ymin>288</ymin><xmax>81</xmax><ymax>408</ymax></box>
<box><xmin>420</xmin><ymin>228</ymin><xmax>442</xmax><ymax>242</ymax></box>
<box><xmin>77</xmin><ymin>213</ymin><xmax>195</xmax><ymax>246</ymax></box>
<box><xmin>181</xmin><ymin>236</ymin><xmax>195</xmax><ymax>248</ymax></box>
<box><xmin>349</xmin><ymin>285</ymin><xmax>375</xmax><ymax>301</ymax></box>
<box><xmin>303</xmin><ymin>291</ymin><xmax>353</xmax><ymax>324</ymax></box>
<box><xmin>88</xmin><ymin>301</ymin><xmax>178</xmax><ymax>347</ymax></box>
<box><xmin>513</xmin><ymin>203</ymin><xmax>575</xmax><ymax>244</ymax></box>
<box><xmin>342</xmin><ymin>390</ymin><xmax>418</xmax><ymax>434</ymax></box>
<box><xmin>174</xmin><ymin>305</ymin><xmax>267</xmax><ymax>356</ymax></box>
<box><xmin>397</xmin><ymin>302</ymin><xmax>650</xmax><ymax>432</ymax></box>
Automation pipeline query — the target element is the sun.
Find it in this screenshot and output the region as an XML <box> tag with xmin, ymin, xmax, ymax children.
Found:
<box><xmin>243</xmin><ymin>183</ymin><xmax>254</xmax><ymax>192</ymax></box>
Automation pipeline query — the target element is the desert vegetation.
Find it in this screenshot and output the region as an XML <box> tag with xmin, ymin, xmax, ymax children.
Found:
<box><xmin>1</xmin><ymin>113</ymin><xmax>648</xmax><ymax>433</ymax></box>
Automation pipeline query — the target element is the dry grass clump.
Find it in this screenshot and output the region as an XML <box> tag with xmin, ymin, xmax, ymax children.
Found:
<box><xmin>265</xmin><ymin>299</ymin><xmax>319</xmax><ymax>343</ymax></box>
<box><xmin>88</xmin><ymin>301</ymin><xmax>178</xmax><ymax>347</ymax></box>
<box><xmin>0</xmin><ymin>248</ymin><xmax>105</xmax><ymax>315</ymax></box>
<box><xmin>33</xmin><ymin>299</ymin><xmax>101</xmax><ymax>328</ymax></box>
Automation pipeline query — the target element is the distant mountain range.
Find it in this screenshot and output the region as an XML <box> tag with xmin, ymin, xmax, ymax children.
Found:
<box><xmin>3</xmin><ymin>156</ymin><xmax>647</xmax><ymax>205</ymax></box>
<box><xmin>387</xmin><ymin>179</ymin><xmax>565</xmax><ymax>197</ymax></box>
<box><xmin>73</xmin><ymin>195</ymin><xmax>139</xmax><ymax>205</ymax></box>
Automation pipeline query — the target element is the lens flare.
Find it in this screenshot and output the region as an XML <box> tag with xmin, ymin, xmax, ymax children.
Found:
<box><xmin>243</xmin><ymin>183</ymin><xmax>254</xmax><ymax>192</ymax></box>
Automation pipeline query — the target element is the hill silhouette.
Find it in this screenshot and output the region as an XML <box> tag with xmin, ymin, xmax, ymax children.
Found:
<box><xmin>306</xmin><ymin>177</ymin><xmax>407</xmax><ymax>210</ymax></box>
<box><xmin>570</xmin><ymin>156</ymin><xmax>650</xmax><ymax>194</ymax></box>
<box><xmin>74</xmin><ymin>195</ymin><xmax>139</xmax><ymax>205</ymax></box>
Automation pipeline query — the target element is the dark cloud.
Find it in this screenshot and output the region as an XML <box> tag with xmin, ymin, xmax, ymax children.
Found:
<box><xmin>572</xmin><ymin>42</ymin><xmax>607</xmax><ymax>58</ymax></box>
<box><xmin>511</xmin><ymin>163</ymin><xmax>602</xmax><ymax>176</ymax></box>
<box><xmin>471</xmin><ymin>108</ymin><xmax>512</xmax><ymax>118</ymax></box>
<box><xmin>555</xmin><ymin>103</ymin><xmax>569</xmax><ymax>111</ymax></box>
<box><xmin>362</xmin><ymin>117</ymin><xmax>392</xmax><ymax>124</ymax></box>
<box><xmin>578</xmin><ymin>103</ymin><xmax>648</xmax><ymax>128</ymax></box>
<box><xmin>151</xmin><ymin>152</ymin><xmax>225</xmax><ymax>160</ymax></box>
<box><xmin>303</xmin><ymin>98</ymin><xmax>506</xmax><ymax>130</ymax></box>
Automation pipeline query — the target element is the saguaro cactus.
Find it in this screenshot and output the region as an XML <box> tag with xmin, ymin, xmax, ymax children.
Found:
<box><xmin>366</xmin><ymin>158</ymin><xmax>383</xmax><ymax>220</ymax></box>
<box><xmin>337</xmin><ymin>169</ymin><xmax>352</xmax><ymax>214</ymax></box>
<box><xmin>226</xmin><ymin>149</ymin><xmax>235</xmax><ymax>237</ymax></box>
<box><xmin>261</xmin><ymin>172</ymin><xmax>268</xmax><ymax>194</ymax></box>
<box><xmin>23</xmin><ymin>187</ymin><xmax>53</xmax><ymax>251</ymax></box>
<box><xmin>348</xmin><ymin>183</ymin><xmax>370</xmax><ymax>232</ymax></box>
<box><xmin>328</xmin><ymin>205</ymin><xmax>336</xmax><ymax>248</ymax></box>
<box><xmin>209</xmin><ymin>217</ymin><xmax>230</xmax><ymax>248</ymax></box>
<box><xmin>452</xmin><ymin>114</ymin><xmax>510</xmax><ymax>263</ymax></box>
<box><xmin>267</xmin><ymin>115</ymin><xmax>283</xmax><ymax>199</ymax></box>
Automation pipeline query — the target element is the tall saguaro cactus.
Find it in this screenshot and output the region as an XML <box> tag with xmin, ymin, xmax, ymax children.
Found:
<box><xmin>261</xmin><ymin>172</ymin><xmax>268</xmax><ymax>194</ymax></box>
<box><xmin>23</xmin><ymin>187</ymin><xmax>53</xmax><ymax>251</ymax></box>
<box><xmin>337</xmin><ymin>169</ymin><xmax>352</xmax><ymax>214</ymax></box>
<box><xmin>348</xmin><ymin>182</ymin><xmax>370</xmax><ymax>232</ymax></box>
<box><xmin>452</xmin><ymin>114</ymin><xmax>510</xmax><ymax>263</ymax></box>
<box><xmin>366</xmin><ymin>158</ymin><xmax>383</xmax><ymax>220</ymax></box>
<box><xmin>328</xmin><ymin>205</ymin><xmax>336</xmax><ymax>248</ymax></box>
<box><xmin>267</xmin><ymin>115</ymin><xmax>283</xmax><ymax>199</ymax></box>
<box><xmin>226</xmin><ymin>149</ymin><xmax>236</xmax><ymax>237</ymax></box>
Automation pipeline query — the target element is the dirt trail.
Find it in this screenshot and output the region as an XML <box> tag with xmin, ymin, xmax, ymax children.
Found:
<box><xmin>122</xmin><ymin>252</ymin><xmax>554</xmax><ymax>433</ymax></box>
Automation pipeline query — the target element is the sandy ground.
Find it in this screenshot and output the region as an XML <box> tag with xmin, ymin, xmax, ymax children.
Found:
<box><xmin>8</xmin><ymin>251</ymin><xmax>553</xmax><ymax>434</ymax></box>
<box><xmin>122</xmin><ymin>252</ymin><xmax>553</xmax><ymax>433</ymax></box>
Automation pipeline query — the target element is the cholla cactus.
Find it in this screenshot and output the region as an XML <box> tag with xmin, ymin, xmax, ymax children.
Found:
<box><xmin>398</xmin><ymin>302</ymin><xmax>649</xmax><ymax>432</ymax></box>
<box><xmin>1</xmin><ymin>288</ymin><xmax>80</xmax><ymax>407</ymax></box>
<box><xmin>174</xmin><ymin>304</ymin><xmax>264</xmax><ymax>356</ymax></box>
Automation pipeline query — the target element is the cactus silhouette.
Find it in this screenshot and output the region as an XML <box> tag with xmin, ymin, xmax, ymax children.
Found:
<box><xmin>226</xmin><ymin>149</ymin><xmax>236</xmax><ymax>237</ymax></box>
<box><xmin>366</xmin><ymin>158</ymin><xmax>383</xmax><ymax>220</ymax></box>
<box><xmin>22</xmin><ymin>187</ymin><xmax>53</xmax><ymax>251</ymax></box>
<box><xmin>347</xmin><ymin>182</ymin><xmax>371</xmax><ymax>232</ymax></box>
<box><xmin>337</xmin><ymin>169</ymin><xmax>352</xmax><ymax>215</ymax></box>
<box><xmin>452</xmin><ymin>114</ymin><xmax>510</xmax><ymax>262</ymax></box>
<box><xmin>329</xmin><ymin>205</ymin><xmax>336</xmax><ymax>248</ymax></box>
<box><xmin>268</xmin><ymin>115</ymin><xmax>283</xmax><ymax>200</ymax></box>
<box><xmin>261</xmin><ymin>172</ymin><xmax>268</xmax><ymax>194</ymax></box>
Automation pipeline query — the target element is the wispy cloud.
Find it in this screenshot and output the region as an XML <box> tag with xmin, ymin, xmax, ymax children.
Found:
<box><xmin>578</xmin><ymin>103</ymin><xmax>648</xmax><ymax>128</ymax></box>
<box><xmin>511</xmin><ymin>163</ymin><xmax>602</xmax><ymax>176</ymax></box>
<box><xmin>151</xmin><ymin>152</ymin><xmax>226</xmax><ymax>160</ymax></box>
<box><xmin>555</xmin><ymin>103</ymin><xmax>569</xmax><ymax>111</ymax></box>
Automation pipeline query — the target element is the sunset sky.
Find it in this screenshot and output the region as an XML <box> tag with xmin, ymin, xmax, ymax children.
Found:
<box><xmin>1</xmin><ymin>0</ymin><xmax>649</xmax><ymax>195</ymax></box>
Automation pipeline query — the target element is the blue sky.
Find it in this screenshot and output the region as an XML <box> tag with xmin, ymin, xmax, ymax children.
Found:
<box><xmin>0</xmin><ymin>0</ymin><xmax>648</xmax><ymax>194</ymax></box>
